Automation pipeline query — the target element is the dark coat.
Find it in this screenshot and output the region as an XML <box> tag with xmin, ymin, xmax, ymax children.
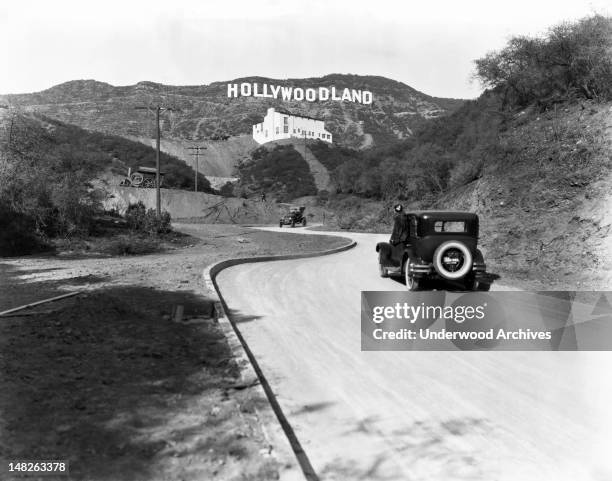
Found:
<box><xmin>389</xmin><ymin>213</ymin><xmax>409</xmax><ymax>245</ymax></box>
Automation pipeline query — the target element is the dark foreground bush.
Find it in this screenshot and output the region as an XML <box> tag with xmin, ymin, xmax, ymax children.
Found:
<box><xmin>0</xmin><ymin>205</ymin><xmax>48</xmax><ymax>256</ymax></box>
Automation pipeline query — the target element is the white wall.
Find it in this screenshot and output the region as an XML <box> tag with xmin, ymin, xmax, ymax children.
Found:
<box><xmin>253</xmin><ymin>108</ymin><xmax>332</xmax><ymax>145</ymax></box>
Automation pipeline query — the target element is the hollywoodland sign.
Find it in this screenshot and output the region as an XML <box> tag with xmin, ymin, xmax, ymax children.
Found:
<box><xmin>227</xmin><ymin>82</ymin><xmax>373</xmax><ymax>104</ymax></box>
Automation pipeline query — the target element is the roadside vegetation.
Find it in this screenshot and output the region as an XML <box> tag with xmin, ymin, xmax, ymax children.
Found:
<box><xmin>0</xmin><ymin>112</ymin><xmax>211</xmax><ymax>256</ymax></box>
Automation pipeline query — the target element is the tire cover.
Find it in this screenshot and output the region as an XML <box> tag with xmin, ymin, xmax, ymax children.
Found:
<box><xmin>433</xmin><ymin>241</ymin><xmax>473</xmax><ymax>280</ymax></box>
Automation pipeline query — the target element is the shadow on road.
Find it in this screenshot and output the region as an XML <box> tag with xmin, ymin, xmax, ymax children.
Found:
<box><xmin>321</xmin><ymin>416</ymin><xmax>491</xmax><ymax>480</ymax></box>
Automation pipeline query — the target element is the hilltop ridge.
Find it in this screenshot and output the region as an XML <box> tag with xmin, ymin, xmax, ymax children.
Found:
<box><xmin>0</xmin><ymin>74</ymin><xmax>464</xmax><ymax>176</ymax></box>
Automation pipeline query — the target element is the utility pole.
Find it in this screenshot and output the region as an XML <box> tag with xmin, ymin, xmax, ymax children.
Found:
<box><xmin>155</xmin><ymin>106</ymin><xmax>161</xmax><ymax>216</ymax></box>
<box><xmin>135</xmin><ymin>104</ymin><xmax>179</xmax><ymax>218</ymax></box>
<box><xmin>188</xmin><ymin>145</ymin><xmax>206</xmax><ymax>192</ymax></box>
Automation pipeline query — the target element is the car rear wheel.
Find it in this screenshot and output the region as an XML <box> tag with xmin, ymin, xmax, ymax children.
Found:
<box><xmin>433</xmin><ymin>241</ymin><xmax>473</xmax><ymax>280</ymax></box>
<box><xmin>279</xmin><ymin>221</ymin><xmax>283</xmax><ymax>228</ymax></box>
<box><xmin>303</xmin><ymin>218</ymin><xmax>307</xmax><ymax>227</ymax></box>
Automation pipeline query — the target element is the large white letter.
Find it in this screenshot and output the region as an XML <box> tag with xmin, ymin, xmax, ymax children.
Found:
<box><xmin>240</xmin><ymin>83</ymin><xmax>252</xmax><ymax>96</ymax></box>
<box><xmin>271</xmin><ymin>85</ymin><xmax>281</xmax><ymax>98</ymax></box>
<box><xmin>294</xmin><ymin>88</ymin><xmax>304</xmax><ymax>101</ymax></box>
<box><xmin>362</xmin><ymin>91</ymin><xmax>373</xmax><ymax>104</ymax></box>
<box><xmin>227</xmin><ymin>83</ymin><xmax>238</xmax><ymax>97</ymax></box>
<box><xmin>331</xmin><ymin>87</ymin><xmax>341</xmax><ymax>101</ymax></box>
<box><xmin>319</xmin><ymin>87</ymin><xmax>330</xmax><ymax>101</ymax></box>
<box><xmin>351</xmin><ymin>89</ymin><xmax>362</xmax><ymax>103</ymax></box>
<box><xmin>341</xmin><ymin>88</ymin><xmax>352</xmax><ymax>101</ymax></box>
<box><xmin>305</xmin><ymin>88</ymin><xmax>316</xmax><ymax>101</ymax></box>
<box><xmin>281</xmin><ymin>86</ymin><xmax>293</xmax><ymax>100</ymax></box>
<box><xmin>253</xmin><ymin>83</ymin><xmax>263</xmax><ymax>97</ymax></box>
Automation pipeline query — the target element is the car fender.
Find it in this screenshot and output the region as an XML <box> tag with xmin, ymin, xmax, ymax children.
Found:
<box><xmin>376</xmin><ymin>242</ymin><xmax>392</xmax><ymax>256</ymax></box>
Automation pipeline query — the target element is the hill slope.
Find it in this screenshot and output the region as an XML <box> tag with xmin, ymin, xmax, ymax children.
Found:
<box><xmin>0</xmin><ymin>111</ymin><xmax>213</xmax><ymax>192</ymax></box>
<box><xmin>433</xmin><ymin>101</ymin><xmax>612</xmax><ymax>289</ymax></box>
<box><xmin>0</xmin><ymin>75</ymin><xmax>464</xmax><ymax>175</ymax></box>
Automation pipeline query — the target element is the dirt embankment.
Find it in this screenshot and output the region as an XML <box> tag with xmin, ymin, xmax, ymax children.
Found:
<box><xmin>0</xmin><ymin>224</ymin><xmax>348</xmax><ymax>481</ymax></box>
<box><xmin>434</xmin><ymin>101</ymin><xmax>612</xmax><ymax>289</ymax></box>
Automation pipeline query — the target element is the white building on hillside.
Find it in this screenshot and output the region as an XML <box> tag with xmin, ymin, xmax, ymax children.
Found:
<box><xmin>252</xmin><ymin>107</ymin><xmax>332</xmax><ymax>145</ymax></box>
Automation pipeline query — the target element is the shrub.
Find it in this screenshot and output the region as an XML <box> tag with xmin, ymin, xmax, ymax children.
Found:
<box><xmin>449</xmin><ymin>158</ymin><xmax>485</xmax><ymax>188</ymax></box>
<box><xmin>150</xmin><ymin>210</ymin><xmax>172</xmax><ymax>234</ymax></box>
<box><xmin>125</xmin><ymin>202</ymin><xmax>147</xmax><ymax>230</ymax></box>
<box><xmin>218</xmin><ymin>181</ymin><xmax>235</xmax><ymax>197</ymax></box>
<box><xmin>99</xmin><ymin>234</ymin><xmax>160</xmax><ymax>256</ymax></box>
<box><xmin>47</xmin><ymin>174</ymin><xmax>100</xmax><ymax>237</ymax></box>
<box><xmin>124</xmin><ymin>202</ymin><xmax>172</xmax><ymax>234</ymax></box>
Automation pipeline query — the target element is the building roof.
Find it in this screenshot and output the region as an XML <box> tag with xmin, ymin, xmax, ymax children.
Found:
<box><xmin>272</xmin><ymin>107</ymin><xmax>323</xmax><ymax>122</ymax></box>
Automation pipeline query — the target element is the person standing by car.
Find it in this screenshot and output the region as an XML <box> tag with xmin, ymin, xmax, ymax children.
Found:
<box><xmin>389</xmin><ymin>204</ymin><xmax>409</xmax><ymax>261</ymax></box>
<box><xmin>390</xmin><ymin>204</ymin><xmax>409</xmax><ymax>245</ymax></box>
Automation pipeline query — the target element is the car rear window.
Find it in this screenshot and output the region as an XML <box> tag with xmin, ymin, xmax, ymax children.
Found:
<box><xmin>434</xmin><ymin>221</ymin><xmax>466</xmax><ymax>233</ymax></box>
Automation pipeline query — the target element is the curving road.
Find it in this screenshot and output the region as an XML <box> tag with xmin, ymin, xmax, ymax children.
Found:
<box><xmin>216</xmin><ymin>226</ymin><xmax>612</xmax><ymax>481</ymax></box>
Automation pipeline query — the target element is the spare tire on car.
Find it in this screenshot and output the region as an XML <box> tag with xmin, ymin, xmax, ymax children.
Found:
<box><xmin>433</xmin><ymin>241</ymin><xmax>473</xmax><ymax>280</ymax></box>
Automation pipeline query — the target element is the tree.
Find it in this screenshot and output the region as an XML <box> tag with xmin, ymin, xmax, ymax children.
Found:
<box><xmin>474</xmin><ymin>14</ymin><xmax>612</xmax><ymax>107</ymax></box>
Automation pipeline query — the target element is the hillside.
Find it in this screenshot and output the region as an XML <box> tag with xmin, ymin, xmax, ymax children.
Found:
<box><xmin>0</xmin><ymin>112</ymin><xmax>213</xmax><ymax>192</ymax></box>
<box><xmin>435</xmin><ymin>100</ymin><xmax>612</xmax><ymax>289</ymax></box>
<box><xmin>0</xmin><ymin>75</ymin><xmax>464</xmax><ymax>176</ymax></box>
<box><xmin>235</xmin><ymin>144</ymin><xmax>318</xmax><ymax>202</ymax></box>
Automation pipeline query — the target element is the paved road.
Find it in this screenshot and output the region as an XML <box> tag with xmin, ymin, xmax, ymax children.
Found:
<box><xmin>216</xmin><ymin>227</ymin><xmax>612</xmax><ymax>481</ymax></box>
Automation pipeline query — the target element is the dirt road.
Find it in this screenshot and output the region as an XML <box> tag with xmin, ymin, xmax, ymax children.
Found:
<box><xmin>0</xmin><ymin>225</ymin><xmax>349</xmax><ymax>481</ymax></box>
<box><xmin>216</xmin><ymin>227</ymin><xmax>612</xmax><ymax>481</ymax></box>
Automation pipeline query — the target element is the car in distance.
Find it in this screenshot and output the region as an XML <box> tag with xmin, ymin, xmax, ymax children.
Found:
<box><xmin>279</xmin><ymin>205</ymin><xmax>307</xmax><ymax>228</ymax></box>
<box><xmin>376</xmin><ymin>211</ymin><xmax>499</xmax><ymax>291</ymax></box>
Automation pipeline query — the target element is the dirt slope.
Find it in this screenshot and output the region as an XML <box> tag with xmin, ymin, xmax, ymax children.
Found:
<box><xmin>129</xmin><ymin>134</ymin><xmax>258</xmax><ymax>177</ymax></box>
<box><xmin>432</xmin><ymin>101</ymin><xmax>612</xmax><ymax>289</ymax></box>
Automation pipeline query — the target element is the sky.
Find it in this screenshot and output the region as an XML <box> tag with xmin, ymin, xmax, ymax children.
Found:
<box><xmin>1</xmin><ymin>0</ymin><xmax>609</xmax><ymax>99</ymax></box>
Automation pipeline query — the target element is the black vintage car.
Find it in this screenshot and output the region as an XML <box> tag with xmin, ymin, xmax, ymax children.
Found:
<box><xmin>279</xmin><ymin>206</ymin><xmax>307</xmax><ymax>228</ymax></box>
<box><xmin>376</xmin><ymin>211</ymin><xmax>499</xmax><ymax>291</ymax></box>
